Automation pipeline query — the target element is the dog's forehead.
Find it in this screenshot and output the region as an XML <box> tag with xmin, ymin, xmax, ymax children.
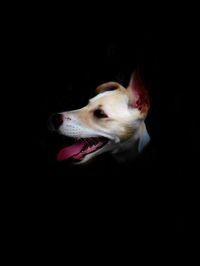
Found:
<box><xmin>89</xmin><ymin>89</ymin><xmax>127</xmax><ymax>105</ymax></box>
<box><xmin>87</xmin><ymin>89</ymin><xmax>132</xmax><ymax>118</ymax></box>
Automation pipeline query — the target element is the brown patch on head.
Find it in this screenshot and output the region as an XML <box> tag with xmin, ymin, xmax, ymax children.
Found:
<box><xmin>95</xmin><ymin>82</ymin><xmax>121</xmax><ymax>94</ymax></box>
<box><xmin>120</xmin><ymin>125</ymin><xmax>136</xmax><ymax>140</ymax></box>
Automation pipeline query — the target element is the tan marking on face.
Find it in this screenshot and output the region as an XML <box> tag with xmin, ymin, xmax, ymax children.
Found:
<box><xmin>72</xmin><ymin>88</ymin><xmax>143</xmax><ymax>141</ymax></box>
<box><xmin>95</xmin><ymin>82</ymin><xmax>121</xmax><ymax>94</ymax></box>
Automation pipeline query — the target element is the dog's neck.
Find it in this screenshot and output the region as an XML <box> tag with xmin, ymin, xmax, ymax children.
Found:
<box><xmin>111</xmin><ymin>122</ymin><xmax>150</xmax><ymax>163</ymax></box>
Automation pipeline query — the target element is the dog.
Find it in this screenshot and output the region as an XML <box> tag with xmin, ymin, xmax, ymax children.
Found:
<box><xmin>50</xmin><ymin>71</ymin><xmax>150</xmax><ymax>164</ymax></box>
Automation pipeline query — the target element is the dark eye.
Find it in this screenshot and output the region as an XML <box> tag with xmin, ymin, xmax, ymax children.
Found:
<box><xmin>94</xmin><ymin>109</ymin><xmax>108</xmax><ymax>118</ymax></box>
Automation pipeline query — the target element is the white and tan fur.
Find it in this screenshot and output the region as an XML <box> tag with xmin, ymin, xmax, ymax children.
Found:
<box><xmin>52</xmin><ymin>71</ymin><xmax>150</xmax><ymax>163</ymax></box>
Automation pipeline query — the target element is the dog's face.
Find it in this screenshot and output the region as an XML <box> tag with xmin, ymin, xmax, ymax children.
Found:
<box><xmin>50</xmin><ymin>72</ymin><xmax>150</xmax><ymax>163</ymax></box>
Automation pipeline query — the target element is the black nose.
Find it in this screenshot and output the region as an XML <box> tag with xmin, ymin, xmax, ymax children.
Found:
<box><xmin>51</xmin><ymin>113</ymin><xmax>63</xmax><ymax>130</ymax></box>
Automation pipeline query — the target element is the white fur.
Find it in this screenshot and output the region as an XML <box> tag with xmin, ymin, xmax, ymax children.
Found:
<box><xmin>89</xmin><ymin>90</ymin><xmax>117</xmax><ymax>102</ymax></box>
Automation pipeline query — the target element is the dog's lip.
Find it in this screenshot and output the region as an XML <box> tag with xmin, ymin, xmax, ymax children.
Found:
<box><xmin>56</xmin><ymin>136</ymin><xmax>109</xmax><ymax>161</ymax></box>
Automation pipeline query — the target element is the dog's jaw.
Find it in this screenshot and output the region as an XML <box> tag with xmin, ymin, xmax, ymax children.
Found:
<box><xmin>56</xmin><ymin>128</ymin><xmax>120</xmax><ymax>164</ymax></box>
<box><xmin>77</xmin><ymin>123</ymin><xmax>150</xmax><ymax>164</ymax></box>
<box><xmin>75</xmin><ymin>139</ymin><xmax>114</xmax><ymax>164</ymax></box>
<box><xmin>56</xmin><ymin>121</ymin><xmax>150</xmax><ymax>164</ymax></box>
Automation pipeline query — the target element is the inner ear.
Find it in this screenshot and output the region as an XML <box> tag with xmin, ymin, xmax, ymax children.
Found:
<box><xmin>95</xmin><ymin>82</ymin><xmax>121</xmax><ymax>94</ymax></box>
<box><xmin>127</xmin><ymin>71</ymin><xmax>150</xmax><ymax>114</ymax></box>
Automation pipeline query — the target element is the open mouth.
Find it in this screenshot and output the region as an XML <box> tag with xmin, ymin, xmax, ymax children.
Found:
<box><xmin>56</xmin><ymin>137</ymin><xmax>109</xmax><ymax>162</ymax></box>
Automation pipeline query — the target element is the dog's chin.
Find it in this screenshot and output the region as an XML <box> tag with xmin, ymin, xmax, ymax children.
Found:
<box><xmin>56</xmin><ymin>136</ymin><xmax>115</xmax><ymax>164</ymax></box>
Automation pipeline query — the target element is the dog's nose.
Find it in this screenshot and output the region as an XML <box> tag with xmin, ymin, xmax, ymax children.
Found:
<box><xmin>51</xmin><ymin>113</ymin><xmax>63</xmax><ymax>129</ymax></box>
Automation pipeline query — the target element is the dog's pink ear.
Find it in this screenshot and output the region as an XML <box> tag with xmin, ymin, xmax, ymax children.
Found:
<box><xmin>127</xmin><ymin>71</ymin><xmax>150</xmax><ymax>114</ymax></box>
<box><xmin>96</xmin><ymin>82</ymin><xmax>121</xmax><ymax>94</ymax></box>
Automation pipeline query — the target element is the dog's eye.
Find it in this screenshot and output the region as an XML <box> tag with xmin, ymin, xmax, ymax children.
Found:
<box><xmin>94</xmin><ymin>109</ymin><xmax>108</xmax><ymax>118</ymax></box>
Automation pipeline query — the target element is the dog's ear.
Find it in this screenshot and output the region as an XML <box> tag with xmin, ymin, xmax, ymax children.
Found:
<box><xmin>95</xmin><ymin>82</ymin><xmax>121</xmax><ymax>94</ymax></box>
<box><xmin>127</xmin><ymin>71</ymin><xmax>150</xmax><ymax>115</ymax></box>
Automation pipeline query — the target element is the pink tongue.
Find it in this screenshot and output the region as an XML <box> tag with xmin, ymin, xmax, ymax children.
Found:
<box><xmin>57</xmin><ymin>142</ymin><xmax>85</xmax><ymax>161</ymax></box>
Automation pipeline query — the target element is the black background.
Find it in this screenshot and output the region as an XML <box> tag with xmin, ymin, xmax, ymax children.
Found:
<box><xmin>12</xmin><ymin>8</ymin><xmax>196</xmax><ymax>240</ymax></box>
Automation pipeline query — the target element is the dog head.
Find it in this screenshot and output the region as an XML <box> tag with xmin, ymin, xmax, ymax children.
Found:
<box><xmin>50</xmin><ymin>71</ymin><xmax>150</xmax><ymax>163</ymax></box>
